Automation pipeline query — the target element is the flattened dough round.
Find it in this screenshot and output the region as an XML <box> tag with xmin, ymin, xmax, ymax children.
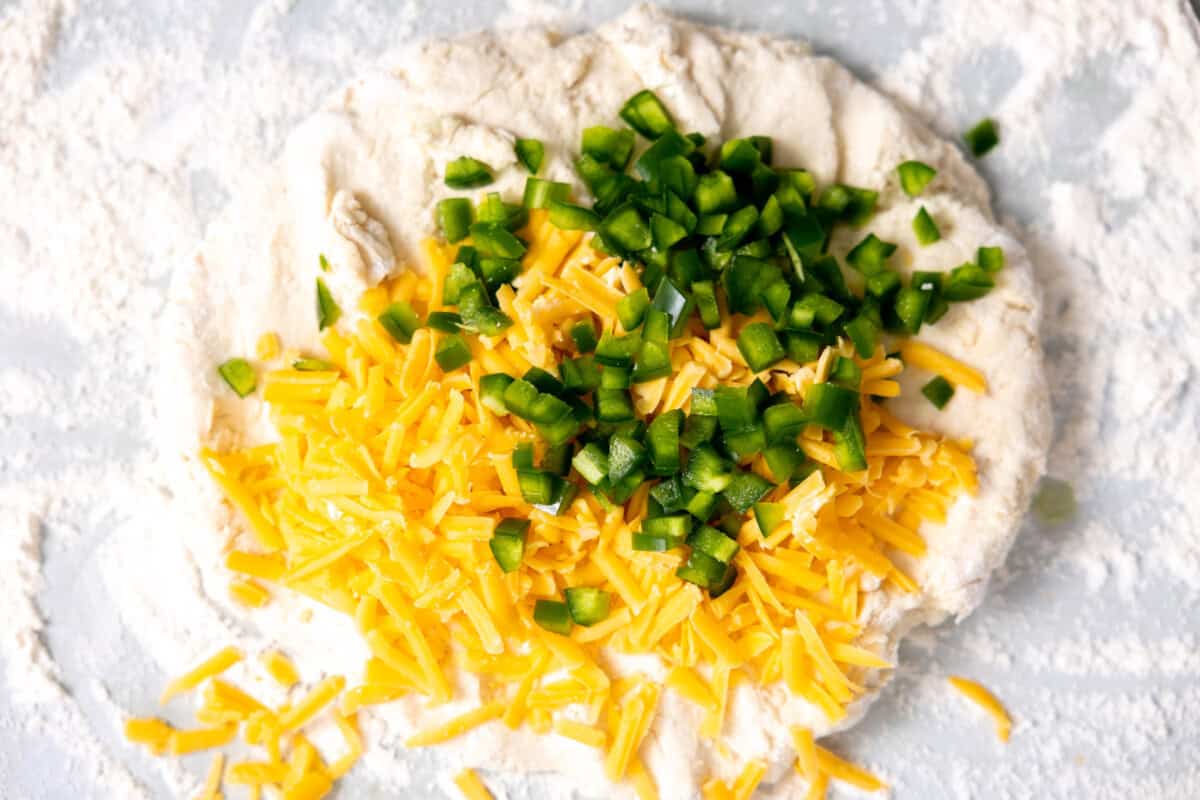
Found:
<box><xmin>162</xmin><ymin>6</ymin><xmax>1050</xmax><ymax>797</ymax></box>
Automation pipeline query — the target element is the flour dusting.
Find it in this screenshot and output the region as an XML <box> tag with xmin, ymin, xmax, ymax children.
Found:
<box><xmin>1</xmin><ymin>0</ymin><xmax>1198</xmax><ymax>797</ymax></box>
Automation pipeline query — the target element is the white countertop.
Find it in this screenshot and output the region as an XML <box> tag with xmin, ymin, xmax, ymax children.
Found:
<box><xmin>2</xmin><ymin>1</ymin><xmax>1199</xmax><ymax>798</ymax></box>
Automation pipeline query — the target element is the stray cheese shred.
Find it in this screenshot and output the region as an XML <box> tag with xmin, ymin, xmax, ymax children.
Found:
<box><xmin>406</xmin><ymin>702</ymin><xmax>506</xmax><ymax>748</ymax></box>
<box><xmin>159</xmin><ymin>647</ymin><xmax>242</xmax><ymax>704</ymax></box>
<box><xmin>453</xmin><ymin>768</ymin><xmax>494</xmax><ymax>800</ymax></box>
<box><xmin>129</xmin><ymin>210</ymin><xmax>981</xmax><ymax>797</ymax></box>
<box><xmin>260</xmin><ymin>649</ymin><xmax>300</xmax><ymax>688</ymax></box>
<box><xmin>948</xmin><ymin>675</ymin><xmax>1013</xmax><ymax>742</ymax></box>
<box><xmin>899</xmin><ymin>340</ymin><xmax>988</xmax><ymax>394</ymax></box>
<box><xmin>193</xmin><ymin>753</ymin><xmax>224</xmax><ymax>800</ymax></box>
<box><xmin>814</xmin><ymin>745</ymin><xmax>888</xmax><ymax>792</ymax></box>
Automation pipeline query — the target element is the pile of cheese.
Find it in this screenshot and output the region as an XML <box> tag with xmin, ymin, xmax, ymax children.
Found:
<box><xmin>128</xmin><ymin>210</ymin><xmax>981</xmax><ymax>799</ymax></box>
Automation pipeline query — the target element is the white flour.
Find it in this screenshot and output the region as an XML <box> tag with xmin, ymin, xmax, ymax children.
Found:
<box><xmin>0</xmin><ymin>496</ymin><xmax>59</xmax><ymax>704</ymax></box>
<box><xmin>1</xmin><ymin>0</ymin><xmax>1198</xmax><ymax>798</ymax></box>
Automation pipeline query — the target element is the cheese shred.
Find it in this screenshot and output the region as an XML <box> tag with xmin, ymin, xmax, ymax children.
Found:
<box><xmin>159</xmin><ymin>647</ymin><xmax>243</xmax><ymax>704</ymax></box>
<box><xmin>453</xmin><ymin>768</ymin><xmax>494</xmax><ymax>800</ymax></box>
<box><xmin>948</xmin><ymin>675</ymin><xmax>1013</xmax><ymax>742</ymax></box>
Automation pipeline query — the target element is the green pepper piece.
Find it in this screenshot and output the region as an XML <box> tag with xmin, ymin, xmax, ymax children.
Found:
<box><xmin>676</xmin><ymin>549</ymin><xmax>735</xmax><ymax>591</ymax></box>
<box><xmin>897</xmin><ymin>160</ymin><xmax>937</xmax><ymax>196</ymax></box>
<box><xmin>865</xmin><ymin>271</ymin><xmax>902</xmax><ymax>302</ymax></box>
<box><xmin>753</xmin><ymin>502</ymin><xmax>786</xmax><ymax>538</ymax></box>
<box><xmin>570</xmin><ymin>320</ymin><xmax>598</xmax><ymax>353</ymax></box>
<box><xmin>617</xmin><ymin>288</ymin><xmax>651</xmax><ymax>332</ymax></box>
<box><xmin>964</xmin><ymin>118</ymin><xmax>999</xmax><ymax>157</ymax></box>
<box><xmin>680</xmin><ymin>414</ymin><xmax>718</xmax><ymax>449</ymax></box>
<box><xmin>582</xmin><ymin>126</ymin><xmax>634</xmax><ymax>168</ymax></box>
<box><xmin>518</xmin><ymin>469</ymin><xmax>561</xmax><ymax>505</ymax></box>
<box><xmin>713</xmin><ymin>381</ymin><xmax>767</xmax><ymax>431</ymax></box>
<box><xmin>548</xmin><ymin>199</ymin><xmax>601</xmax><ymax>232</ymax></box>
<box><xmin>689</xmin><ymin>388</ymin><xmax>718</xmax><ymax>416</ymax></box>
<box><xmin>572</xmin><ymin>443</ymin><xmax>610</xmax><ymax>485</ymax></box>
<box><xmin>647</xmin><ymin>409</ymin><xmax>683</xmax><ymax>475</ymax></box>
<box><xmin>844</xmin><ymin>313</ymin><xmax>880</xmax><ymax>359</ymax></box>
<box><xmin>830</xmin><ymin>356</ymin><xmax>862</xmax><ymax>390</ymax></box>
<box><xmin>892</xmin><ymin>286</ymin><xmax>931</xmax><ymax>334</ymax></box>
<box><xmin>721</xmin><ymin>471</ymin><xmax>774</xmax><ymax>513</ymax></box>
<box><xmin>650</xmin><ymin>213</ymin><xmax>689</xmax><ymax>252</ymax></box>
<box><xmin>564</xmin><ymin>587</ymin><xmax>611</xmax><ymax>626</ymax></box>
<box><xmin>802</xmin><ymin>382</ymin><xmax>858</xmax><ymax>431</ymax></box>
<box><xmin>912</xmin><ymin>206</ymin><xmax>941</xmax><ymax>246</ymax></box>
<box><xmin>479</xmin><ymin>373</ymin><xmax>513</xmax><ymax>416</ymax></box>
<box><xmin>502</xmin><ymin>378</ymin><xmax>540</xmax><ymax>421</ymax></box>
<box><xmin>533</xmin><ymin>599</ymin><xmax>573</xmax><ymax>634</ymax></box>
<box><xmin>378</xmin><ymin>301</ymin><xmax>423</xmax><ymax>344</ymax></box>
<box><xmin>619</xmin><ymin>89</ymin><xmax>675</xmax><ymax>139</ymax></box>
<box><xmin>527</xmin><ymin>393</ymin><xmax>571</xmax><ymax>425</ymax></box>
<box><xmin>762</xmin><ymin>403</ymin><xmax>806</xmax><ymax>444</ymax></box>
<box><xmin>942</xmin><ymin>263</ymin><xmax>996</xmax><ymax>301</ymax></box>
<box><xmin>642</xmin><ymin>514</ymin><xmax>692</xmax><ymax>543</ymax></box>
<box><xmin>437</xmin><ymin>197</ymin><xmax>473</xmax><ymax>243</ymax></box>
<box><xmin>692</xmin><ymin>280</ymin><xmax>722</xmax><ymax>329</ymax></box>
<box><xmin>469</xmin><ymin>222</ymin><xmax>527</xmax><ymax>259</ymax></box>
<box><xmin>846</xmin><ymin>233</ymin><xmax>897</xmax><ymax>275</ymax></box>
<box><xmin>594</xmin><ymin>332</ymin><xmax>641</xmax><ymax>368</ymax></box>
<box><xmin>722</xmin><ymin>423</ymin><xmax>766</xmax><ymax>462</ymax></box>
<box><xmin>763</xmin><ymin>442</ymin><xmax>806</xmax><ymax>483</ymax></box>
<box><xmin>599</xmin><ymin>202</ymin><xmax>652</xmax><ymax>253</ymax></box>
<box><xmin>489</xmin><ymin>518</ymin><xmax>529</xmax><ymax>573</ymax></box>
<box><xmin>523</xmin><ymin>177</ymin><xmax>571</xmax><ymax>209</ymax></box>
<box><xmin>716</xmin><ymin>205</ymin><xmax>759</xmax><ymax>252</ymax></box>
<box><xmin>921</xmin><ymin>375</ymin><xmax>956</xmax><ymax>409</ymax></box>
<box><xmin>607</xmin><ymin>433</ymin><xmax>647</xmax><ymax>482</ymax></box>
<box><xmin>512</xmin><ymin>442</ymin><xmax>535</xmax><ymax>470</ymax></box>
<box><xmin>316</xmin><ymin>278</ymin><xmax>340</xmax><ymax>331</ymax></box>
<box><xmin>683</xmin><ymin>444</ymin><xmax>734</xmax><ymax>493</ymax></box>
<box><xmin>784</xmin><ymin>332</ymin><xmax>823</xmax><ymax>364</ymax></box>
<box><xmin>694</xmin><ymin>171</ymin><xmax>739</xmax><ymax>215</ymax></box>
<box><xmin>832</xmin><ymin>410</ymin><xmax>868</xmax><ymax>472</ymax></box>
<box><xmin>595</xmin><ymin>387</ymin><xmax>636</xmax><ymax>423</ymax></box>
<box><xmin>217</xmin><ymin>358</ymin><xmax>256</xmax><ymax>398</ymax></box>
<box><xmin>649</xmin><ymin>479</ymin><xmax>688</xmax><ymax>513</ymax></box>
<box><xmin>444</xmin><ymin>156</ymin><xmax>493</xmax><ymax>189</ymax></box>
<box><xmin>632</xmin><ymin>532</ymin><xmax>681</xmax><ymax>552</ymax></box>
<box><xmin>736</xmin><ymin>323</ymin><xmax>785</xmax><ymax>372</ymax></box>
<box><xmin>514</xmin><ymin>138</ymin><xmax>544</xmax><ymax>174</ymax></box>
<box><xmin>687</xmin><ymin>525</ymin><xmax>740</xmax><ymax>563</ymax></box>
<box><xmin>977</xmin><ymin>246</ymin><xmax>1005</xmax><ymax>273</ymax></box>
<box><xmin>434</xmin><ymin>334</ymin><xmax>472</xmax><ymax>372</ymax></box>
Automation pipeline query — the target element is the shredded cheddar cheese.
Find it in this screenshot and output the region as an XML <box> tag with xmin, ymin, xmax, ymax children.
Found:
<box><xmin>899</xmin><ymin>340</ymin><xmax>988</xmax><ymax>394</ymax></box>
<box><xmin>791</xmin><ymin>726</ymin><xmax>818</xmax><ymax>780</ymax></box>
<box><xmin>124</xmin><ymin>645</ymin><xmax>350</xmax><ymax>799</ymax></box>
<box><xmin>124</xmin><ymin>717</ymin><xmax>174</xmax><ymax>755</ymax></box>
<box><xmin>453</xmin><ymin>768</ymin><xmax>494</xmax><ymax>800</ymax></box>
<box><xmin>159</xmin><ymin>647</ymin><xmax>242</xmax><ymax>704</ymax></box>
<box><xmin>628</xmin><ymin>758</ymin><xmax>660</xmax><ymax>800</ymax></box>
<box><xmin>406</xmin><ymin>702</ymin><xmax>506</xmax><ymax>748</ymax></box>
<box><xmin>230</xmin><ymin>577</ymin><xmax>271</xmax><ymax>607</ymax></box>
<box><xmin>130</xmin><ymin>210</ymin><xmax>981</xmax><ymax>797</ymax></box>
<box><xmin>260</xmin><ymin>649</ymin><xmax>300</xmax><ymax>688</ymax></box>
<box><xmin>814</xmin><ymin>744</ymin><xmax>887</xmax><ymax>792</ymax></box>
<box><xmin>168</xmin><ymin>724</ymin><xmax>237</xmax><ymax>756</ymax></box>
<box><xmin>948</xmin><ymin>675</ymin><xmax>1013</xmax><ymax>742</ymax></box>
<box><xmin>804</xmin><ymin>772</ymin><xmax>829</xmax><ymax>800</ymax></box>
<box><xmin>193</xmin><ymin>753</ymin><xmax>224</xmax><ymax>800</ymax></box>
<box><xmin>553</xmin><ymin>717</ymin><xmax>607</xmax><ymax>748</ymax></box>
<box><xmin>256</xmin><ymin>332</ymin><xmax>281</xmax><ymax>361</ymax></box>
